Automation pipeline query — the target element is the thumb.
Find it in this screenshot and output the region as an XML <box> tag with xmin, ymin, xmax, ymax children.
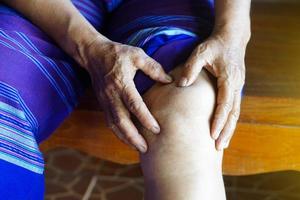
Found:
<box><xmin>138</xmin><ymin>56</ymin><xmax>173</xmax><ymax>84</ymax></box>
<box><xmin>178</xmin><ymin>49</ymin><xmax>208</xmax><ymax>87</ymax></box>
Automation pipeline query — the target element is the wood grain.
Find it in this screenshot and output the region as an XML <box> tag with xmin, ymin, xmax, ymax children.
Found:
<box><xmin>40</xmin><ymin>2</ymin><xmax>300</xmax><ymax>175</ymax></box>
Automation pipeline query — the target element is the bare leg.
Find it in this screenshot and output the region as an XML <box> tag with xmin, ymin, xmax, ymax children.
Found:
<box><xmin>135</xmin><ymin>65</ymin><xmax>226</xmax><ymax>200</ymax></box>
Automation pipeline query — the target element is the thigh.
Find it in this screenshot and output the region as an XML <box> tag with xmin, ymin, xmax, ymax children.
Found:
<box><xmin>0</xmin><ymin>0</ymin><xmax>107</xmax><ymax>192</ymax></box>
<box><xmin>105</xmin><ymin>0</ymin><xmax>215</xmax><ymax>94</ymax></box>
<box><xmin>0</xmin><ymin>2</ymin><xmax>125</xmax><ymax>198</ymax></box>
<box><xmin>0</xmin><ymin>2</ymin><xmax>95</xmax><ymax>145</ymax></box>
<box><xmin>105</xmin><ymin>0</ymin><xmax>215</xmax><ymax>42</ymax></box>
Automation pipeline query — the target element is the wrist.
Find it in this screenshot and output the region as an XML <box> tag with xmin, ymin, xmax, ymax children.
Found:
<box><xmin>212</xmin><ymin>20</ymin><xmax>251</xmax><ymax>47</ymax></box>
<box><xmin>62</xmin><ymin>18</ymin><xmax>110</xmax><ymax>69</ymax></box>
<box><xmin>66</xmin><ymin>25</ymin><xmax>99</xmax><ymax>68</ymax></box>
<box><xmin>75</xmin><ymin>31</ymin><xmax>111</xmax><ymax>70</ymax></box>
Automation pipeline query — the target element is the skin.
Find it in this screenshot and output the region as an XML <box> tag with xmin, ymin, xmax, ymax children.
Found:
<box><xmin>138</xmin><ymin>66</ymin><xmax>226</xmax><ymax>199</ymax></box>
<box><xmin>1</xmin><ymin>0</ymin><xmax>251</xmax><ymax>199</ymax></box>
<box><xmin>179</xmin><ymin>0</ymin><xmax>251</xmax><ymax>150</ymax></box>
<box><xmin>85</xmin><ymin>38</ymin><xmax>173</xmax><ymax>152</ymax></box>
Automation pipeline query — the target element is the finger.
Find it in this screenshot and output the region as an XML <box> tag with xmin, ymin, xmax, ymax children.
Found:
<box><xmin>215</xmin><ymin>91</ymin><xmax>242</xmax><ymax>151</ymax></box>
<box><xmin>122</xmin><ymin>82</ymin><xmax>160</xmax><ymax>134</ymax></box>
<box><xmin>137</xmin><ymin>54</ymin><xmax>173</xmax><ymax>83</ymax></box>
<box><xmin>110</xmin><ymin>124</ymin><xmax>137</xmax><ymax>150</ymax></box>
<box><xmin>97</xmin><ymin>92</ymin><xmax>136</xmax><ymax>150</ymax></box>
<box><xmin>108</xmin><ymin>92</ymin><xmax>148</xmax><ymax>153</ymax></box>
<box><xmin>104</xmin><ymin>105</ymin><xmax>137</xmax><ymax>150</ymax></box>
<box><xmin>211</xmin><ymin>78</ymin><xmax>234</xmax><ymax>140</ymax></box>
<box><xmin>178</xmin><ymin>48</ymin><xmax>208</xmax><ymax>87</ymax></box>
<box><xmin>106</xmin><ymin>112</ymin><xmax>133</xmax><ymax>148</ymax></box>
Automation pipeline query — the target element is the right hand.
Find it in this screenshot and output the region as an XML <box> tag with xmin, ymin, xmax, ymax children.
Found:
<box><xmin>83</xmin><ymin>36</ymin><xmax>173</xmax><ymax>153</ymax></box>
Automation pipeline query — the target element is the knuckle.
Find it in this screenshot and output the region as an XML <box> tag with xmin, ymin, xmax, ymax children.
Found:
<box><xmin>117</xmin><ymin>119</ymin><xmax>126</xmax><ymax>127</ymax></box>
<box><xmin>104</xmin><ymin>73</ymin><xmax>124</xmax><ymax>89</ymax></box>
<box><xmin>111</xmin><ymin>43</ymin><xmax>122</xmax><ymax>53</ymax></box>
<box><xmin>132</xmin><ymin>47</ymin><xmax>145</xmax><ymax>59</ymax></box>
<box><xmin>221</xmin><ymin>102</ymin><xmax>232</xmax><ymax>112</ymax></box>
<box><xmin>196</xmin><ymin>43</ymin><xmax>209</xmax><ymax>55</ymax></box>
<box><xmin>122</xmin><ymin>83</ymin><xmax>134</xmax><ymax>99</ymax></box>
<box><xmin>138</xmin><ymin>58</ymin><xmax>145</xmax><ymax>67</ymax></box>
<box><xmin>231</xmin><ymin>109</ymin><xmax>240</xmax><ymax>120</ymax></box>
<box><xmin>149</xmin><ymin>62</ymin><xmax>160</xmax><ymax>74</ymax></box>
<box><xmin>122</xmin><ymin>83</ymin><xmax>131</xmax><ymax>93</ymax></box>
<box><xmin>214</xmin><ymin>114</ymin><xmax>222</xmax><ymax>121</ymax></box>
<box><xmin>183</xmin><ymin>62</ymin><xmax>192</xmax><ymax>70</ymax></box>
<box><xmin>112</xmin><ymin>77</ymin><xmax>124</xmax><ymax>90</ymax></box>
<box><xmin>104</xmin><ymin>86</ymin><xmax>115</xmax><ymax>98</ymax></box>
<box><xmin>113</xmin><ymin>115</ymin><xmax>124</xmax><ymax>127</ymax></box>
<box><xmin>133</xmin><ymin>56</ymin><xmax>145</xmax><ymax>67</ymax></box>
<box><xmin>225</xmin><ymin>78</ymin><xmax>233</xmax><ymax>87</ymax></box>
<box><xmin>128</xmin><ymin>99</ymin><xmax>142</xmax><ymax>113</ymax></box>
<box><xmin>217</xmin><ymin>77</ymin><xmax>231</xmax><ymax>89</ymax></box>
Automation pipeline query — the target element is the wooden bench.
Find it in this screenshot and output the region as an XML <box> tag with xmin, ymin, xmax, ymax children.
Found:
<box><xmin>40</xmin><ymin>2</ymin><xmax>300</xmax><ymax>176</ymax></box>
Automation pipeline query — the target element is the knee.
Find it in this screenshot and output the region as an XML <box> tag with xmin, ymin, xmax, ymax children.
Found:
<box><xmin>143</xmin><ymin>68</ymin><xmax>217</xmax><ymax>138</ymax></box>
<box><xmin>139</xmin><ymin>68</ymin><xmax>220</xmax><ymax>161</ymax></box>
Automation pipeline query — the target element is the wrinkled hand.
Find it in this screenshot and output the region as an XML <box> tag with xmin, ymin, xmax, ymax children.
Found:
<box><xmin>84</xmin><ymin>37</ymin><xmax>173</xmax><ymax>153</ymax></box>
<box><xmin>178</xmin><ymin>33</ymin><xmax>248</xmax><ymax>151</ymax></box>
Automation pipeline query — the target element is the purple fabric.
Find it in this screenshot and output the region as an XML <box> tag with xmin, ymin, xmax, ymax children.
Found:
<box><xmin>105</xmin><ymin>0</ymin><xmax>214</xmax><ymax>41</ymax></box>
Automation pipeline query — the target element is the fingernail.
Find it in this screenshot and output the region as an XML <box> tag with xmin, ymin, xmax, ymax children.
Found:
<box><xmin>211</xmin><ymin>131</ymin><xmax>219</xmax><ymax>140</ymax></box>
<box><xmin>138</xmin><ymin>144</ymin><xmax>147</xmax><ymax>153</ymax></box>
<box><xmin>216</xmin><ymin>144</ymin><xmax>223</xmax><ymax>151</ymax></box>
<box><xmin>219</xmin><ymin>145</ymin><xmax>225</xmax><ymax>151</ymax></box>
<box><xmin>224</xmin><ymin>140</ymin><xmax>230</xmax><ymax>149</ymax></box>
<box><xmin>165</xmin><ymin>75</ymin><xmax>173</xmax><ymax>83</ymax></box>
<box><xmin>151</xmin><ymin>125</ymin><xmax>160</xmax><ymax>134</ymax></box>
<box><xmin>211</xmin><ymin>126</ymin><xmax>221</xmax><ymax>140</ymax></box>
<box><xmin>220</xmin><ymin>140</ymin><xmax>228</xmax><ymax>150</ymax></box>
<box><xmin>179</xmin><ymin>78</ymin><xmax>188</xmax><ymax>87</ymax></box>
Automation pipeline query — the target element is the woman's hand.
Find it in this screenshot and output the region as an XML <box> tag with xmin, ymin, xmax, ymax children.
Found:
<box><xmin>83</xmin><ymin>36</ymin><xmax>173</xmax><ymax>153</ymax></box>
<box><xmin>178</xmin><ymin>31</ymin><xmax>250</xmax><ymax>151</ymax></box>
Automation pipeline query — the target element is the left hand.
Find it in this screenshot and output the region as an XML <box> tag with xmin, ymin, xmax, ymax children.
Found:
<box><xmin>178</xmin><ymin>32</ymin><xmax>249</xmax><ymax>151</ymax></box>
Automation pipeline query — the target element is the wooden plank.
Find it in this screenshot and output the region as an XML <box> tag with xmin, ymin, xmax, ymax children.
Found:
<box><xmin>224</xmin><ymin>122</ymin><xmax>300</xmax><ymax>175</ymax></box>
<box><xmin>40</xmin><ymin>110</ymin><xmax>140</xmax><ymax>164</ymax></box>
<box><xmin>240</xmin><ymin>96</ymin><xmax>300</xmax><ymax>126</ymax></box>
<box><xmin>40</xmin><ymin>95</ymin><xmax>300</xmax><ymax>175</ymax></box>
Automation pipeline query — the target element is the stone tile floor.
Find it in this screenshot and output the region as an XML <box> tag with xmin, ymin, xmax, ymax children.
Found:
<box><xmin>44</xmin><ymin>148</ymin><xmax>300</xmax><ymax>200</ymax></box>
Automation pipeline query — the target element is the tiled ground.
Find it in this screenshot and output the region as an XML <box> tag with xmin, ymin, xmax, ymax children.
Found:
<box><xmin>44</xmin><ymin>148</ymin><xmax>300</xmax><ymax>200</ymax></box>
